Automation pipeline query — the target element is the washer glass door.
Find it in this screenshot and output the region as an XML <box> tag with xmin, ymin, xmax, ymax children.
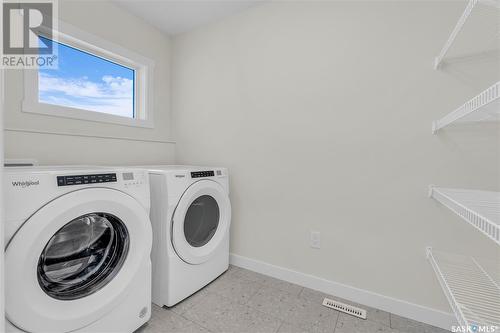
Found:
<box><xmin>38</xmin><ymin>213</ymin><xmax>129</xmax><ymax>300</ymax></box>
<box><xmin>5</xmin><ymin>188</ymin><xmax>152</xmax><ymax>333</ymax></box>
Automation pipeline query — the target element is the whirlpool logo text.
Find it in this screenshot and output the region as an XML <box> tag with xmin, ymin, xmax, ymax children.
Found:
<box><xmin>12</xmin><ymin>180</ymin><xmax>40</xmax><ymax>188</ymax></box>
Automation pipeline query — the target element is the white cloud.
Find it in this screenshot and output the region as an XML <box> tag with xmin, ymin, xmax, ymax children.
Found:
<box><xmin>39</xmin><ymin>73</ymin><xmax>134</xmax><ymax>118</ymax></box>
<box><xmin>101</xmin><ymin>75</ymin><xmax>134</xmax><ymax>97</ymax></box>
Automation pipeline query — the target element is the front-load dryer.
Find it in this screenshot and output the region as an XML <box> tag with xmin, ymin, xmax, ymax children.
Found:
<box><xmin>145</xmin><ymin>165</ymin><xmax>231</xmax><ymax>307</ymax></box>
<box><xmin>4</xmin><ymin>166</ymin><xmax>152</xmax><ymax>333</ymax></box>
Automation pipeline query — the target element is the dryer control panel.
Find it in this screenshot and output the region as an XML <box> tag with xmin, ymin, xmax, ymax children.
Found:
<box><xmin>191</xmin><ymin>170</ymin><xmax>215</xmax><ymax>178</ymax></box>
<box><xmin>57</xmin><ymin>173</ymin><xmax>117</xmax><ymax>186</ymax></box>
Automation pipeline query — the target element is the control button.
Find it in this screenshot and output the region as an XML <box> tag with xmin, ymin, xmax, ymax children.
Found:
<box><xmin>57</xmin><ymin>177</ymin><xmax>65</xmax><ymax>186</ymax></box>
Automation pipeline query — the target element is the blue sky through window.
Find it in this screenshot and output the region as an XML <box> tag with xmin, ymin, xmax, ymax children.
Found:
<box><xmin>38</xmin><ymin>36</ymin><xmax>135</xmax><ymax>118</ymax></box>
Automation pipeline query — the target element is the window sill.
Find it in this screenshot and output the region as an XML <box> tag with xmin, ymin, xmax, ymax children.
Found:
<box><xmin>22</xmin><ymin>101</ymin><xmax>154</xmax><ymax>129</ymax></box>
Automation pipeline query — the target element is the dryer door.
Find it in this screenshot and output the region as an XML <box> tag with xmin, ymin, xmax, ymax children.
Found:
<box><xmin>5</xmin><ymin>188</ymin><xmax>152</xmax><ymax>333</ymax></box>
<box><xmin>171</xmin><ymin>180</ymin><xmax>231</xmax><ymax>265</ymax></box>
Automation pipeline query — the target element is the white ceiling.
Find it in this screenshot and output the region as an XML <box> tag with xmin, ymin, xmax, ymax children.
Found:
<box><xmin>114</xmin><ymin>1</ymin><xmax>264</xmax><ymax>36</ymax></box>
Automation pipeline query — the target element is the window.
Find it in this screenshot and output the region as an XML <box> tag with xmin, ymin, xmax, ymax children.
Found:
<box><xmin>23</xmin><ymin>22</ymin><xmax>154</xmax><ymax>128</ymax></box>
<box><xmin>38</xmin><ymin>36</ymin><xmax>136</xmax><ymax>119</ymax></box>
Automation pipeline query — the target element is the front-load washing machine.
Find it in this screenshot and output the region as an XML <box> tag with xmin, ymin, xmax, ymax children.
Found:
<box><xmin>145</xmin><ymin>166</ymin><xmax>231</xmax><ymax>307</ymax></box>
<box><xmin>4</xmin><ymin>166</ymin><xmax>152</xmax><ymax>332</ymax></box>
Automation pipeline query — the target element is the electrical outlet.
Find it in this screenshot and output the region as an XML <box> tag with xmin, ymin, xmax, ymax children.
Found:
<box><xmin>310</xmin><ymin>231</ymin><xmax>320</xmax><ymax>249</ymax></box>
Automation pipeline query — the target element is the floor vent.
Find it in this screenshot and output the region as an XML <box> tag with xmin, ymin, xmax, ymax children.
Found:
<box><xmin>322</xmin><ymin>298</ymin><xmax>367</xmax><ymax>320</ymax></box>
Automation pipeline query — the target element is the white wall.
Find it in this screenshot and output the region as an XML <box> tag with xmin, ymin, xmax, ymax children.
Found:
<box><xmin>4</xmin><ymin>0</ymin><xmax>175</xmax><ymax>165</ymax></box>
<box><xmin>172</xmin><ymin>0</ymin><xmax>499</xmax><ymax>318</ymax></box>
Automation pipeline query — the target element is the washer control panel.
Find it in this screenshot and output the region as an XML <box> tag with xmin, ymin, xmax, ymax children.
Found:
<box><xmin>57</xmin><ymin>173</ymin><xmax>117</xmax><ymax>186</ymax></box>
<box><xmin>122</xmin><ymin>172</ymin><xmax>145</xmax><ymax>187</ymax></box>
<box><xmin>191</xmin><ymin>170</ymin><xmax>215</xmax><ymax>178</ymax></box>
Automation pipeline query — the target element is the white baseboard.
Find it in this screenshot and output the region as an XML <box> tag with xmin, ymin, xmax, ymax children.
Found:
<box><xmin>230</xmin><ymin>253</ymin><xmax>455</xmax><ymax>331</ymax></box>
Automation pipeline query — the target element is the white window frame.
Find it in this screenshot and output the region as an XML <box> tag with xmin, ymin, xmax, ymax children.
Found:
<box><xmin>22</xmin><ymin>21</ymin><xmax>155</xmax><ymax>128</ymax></box>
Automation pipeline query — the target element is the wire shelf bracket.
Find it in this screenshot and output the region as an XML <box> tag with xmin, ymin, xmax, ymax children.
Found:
<box><xmin>429</xmin><ymin>186</ymin><xmax>500</xmax><ymax>245</ymax></box>
<box><xmin>432</xmin><ymin>82</ymin><xmax>500</xmax><ymax>133</ymax></box>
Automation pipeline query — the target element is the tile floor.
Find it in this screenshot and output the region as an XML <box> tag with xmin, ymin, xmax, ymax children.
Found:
<box><xmin>136</xmin><ymin>265</ymin><xmax>449</xmax><ymax>333</ymax></box>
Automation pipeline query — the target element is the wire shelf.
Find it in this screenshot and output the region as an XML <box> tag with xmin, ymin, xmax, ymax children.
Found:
<box><xmin>429</xmin><ymin>187</ymin><xmax>500</xmax><ymax>245</ymax></box>
<box><xmin>434</xmin><ymin>0</ymin><xmax>479</xmax><ymax>69</ymax></box>
<box><xmin>426</xmin><ymin>248</ymin><xmax>500</xmax><ymax>329</ymax></box>
<box><xmin>432</xmin><ymin>82</ymin><xmax>500</xmax><ymax>133</ymax></box>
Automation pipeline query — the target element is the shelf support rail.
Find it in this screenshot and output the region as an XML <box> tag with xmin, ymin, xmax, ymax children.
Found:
<box><xmin>434</xmin><ymin>0</ymin><xmax>479</xmax><ymax>69</ymax></box>
<box><xmin>432</xmin><ymin>82</ymin><xmax>500</xmax><ymax>133</ymax></box>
